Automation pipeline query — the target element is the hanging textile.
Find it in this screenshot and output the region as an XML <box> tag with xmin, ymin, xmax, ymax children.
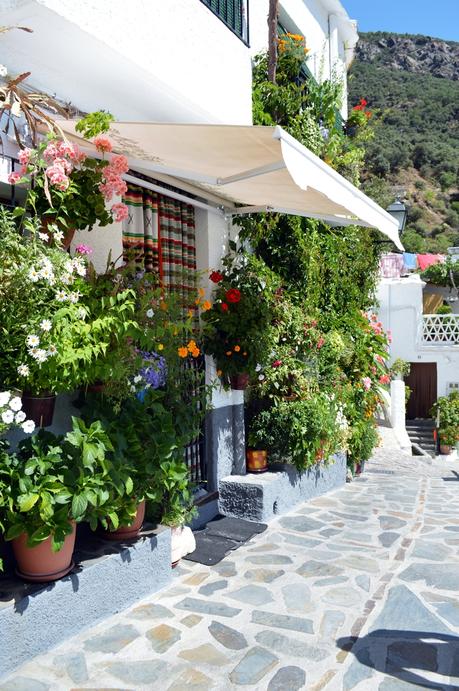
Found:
<box><xmin>122</xmin><ymin>183</ymin><xmax>197</xmax><ymax>299</ymax></box>
<box><xmin>379</xmin><ymin>253</ymin><xmax>404</xmax><ymax>278</ymax></box>
<box><xmin>417</xmin><ymin>254</ymin><xmax>445</xmax><ymax>271</ymax></box>
<box><xmin>402</xmin><ymin>252</ymin><xmax>418</xmax><ymax>271</ymax></box>
<box><xmin>122</xmin><ymin>184</ymin><xmax>159</xmax><ymax>273</ymax></box>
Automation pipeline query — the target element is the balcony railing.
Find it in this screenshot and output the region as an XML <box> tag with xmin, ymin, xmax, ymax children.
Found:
<box><xmin>199</xmin><ymin>0</ymin><xmax>249</xmax><ymax>45</ymax></box>
<box><xmin>421</xmin><ymin>314</ymin><xmax>459</xmax><ymax>346</ymax></box>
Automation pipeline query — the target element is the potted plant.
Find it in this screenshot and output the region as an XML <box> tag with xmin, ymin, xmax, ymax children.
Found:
<box><xmin>9</xmin><ymin>111</ymin><xmax>129</xmax><ymax>247</ymax></box>
<box><xmin>201</xmin><ymin>247</ymin><xmax>279</xmax><ymax>390</ymax></box>
<box><xmin>0</xmin><ymin>417</ymin><xmax>126</xmax><ymax>581</ymax></box>
<box><xmin>389</xmin><ymin>358</ymin><xmax>411</xmax><ymax>381</ymax></box>
<box><xmin>438</xmin><ymin>427</ymin><xmax>459</xmax><ymax>456</ymax></box>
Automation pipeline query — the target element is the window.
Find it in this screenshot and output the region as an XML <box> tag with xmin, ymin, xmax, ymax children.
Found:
<box><xmin>199</xmin><ymin>0</ymin><xmax>249</xmax><ymax>45</ymax></box>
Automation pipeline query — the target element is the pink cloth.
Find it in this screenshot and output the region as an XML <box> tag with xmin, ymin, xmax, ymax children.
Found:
<box><xmin>380</xmin><ymin>253</ymin><xmax>404</xmax><ymax>278</ymax></box>
<box><xmin>417</xmin><ymin>254</ymin><xmax>445</xmax><ymax>271</ymax></box>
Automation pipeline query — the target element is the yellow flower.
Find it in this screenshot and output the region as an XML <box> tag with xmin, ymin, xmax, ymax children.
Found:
<box><xmin>157</xmin><ymin>344</ymin><xmax>164</xmax><ymax>351</ymax></box>
<box><xmin>195</xmin><ymin>298</ymin><xmax>201</xmax><ymax>305</ymax></box>
<box><xmin>201</xmin><ymin>300</ymin><xmax>212</xmax><ymax>311</ymax></box>
<box><xmin>178</xmin><ymin>346</ymin><xmax>188</xmax><ymax>358</ymax></box>
<box><xmin>187</xmin><ymin>309</ymin><xmax>194</xmax><ymax>318</ymax></box>
<box><xmin>234</xmin><ymin>345</ymin><xmax>241</xmax><ymax>352</ymax></box>
<box><xmin>199</xmin><ymin>287</ymin><xmax>206</xmax><ymax>297</ymax></box>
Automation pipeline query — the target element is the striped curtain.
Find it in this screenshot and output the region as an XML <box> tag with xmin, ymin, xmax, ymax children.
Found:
<box><xmin>122</xmin><ymin>183</ymin><xmax>197</xmax><ymax>302</ymax></box>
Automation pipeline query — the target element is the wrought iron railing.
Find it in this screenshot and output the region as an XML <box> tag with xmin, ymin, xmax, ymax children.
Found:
<box><xmin>199</xmin><ymin>0</ymin><xmax>249</xmax><ymax>45</ymax></box>
<box><xmin>421</xmin><ymin>314</ymin><xmax>459</xmax><ymax>346</ymax></box>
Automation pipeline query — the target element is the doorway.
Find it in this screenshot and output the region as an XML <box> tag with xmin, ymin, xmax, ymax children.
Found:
<box><xmin>405</xmin><ymin>362</ymin><xmax>437</xmax><ymax>419</ymax></box>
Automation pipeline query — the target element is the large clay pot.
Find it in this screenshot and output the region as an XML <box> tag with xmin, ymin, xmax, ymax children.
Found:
<box><xmin>12</xmin><ymin>522</ymin><xmax>76</xmax><ymax>582</ymax></box>
<box><xmin>440</xmin><ymin>444</ymin><xmax>452</xmax><ymax>455</ymax></box>
<box><xmin>246</xmin><ymin>449</ymin><xmax>268</xmax><ymax>473</ymax></box>
<box><xmin>230</xmin><ymin>373</ymin><xmax>249</xmax><ymax>390</ymax></box>
<box><xmin>171</xmin><ymin>525</ymin><xmax>196</xmax><ymax>567</ymax></box>
<box><xmin>21</xmin><ymin>391</ymin><xmax>56</xmax><ymax>428</ymax></box>
<box><xmin>103</xmin><ymin>501</ymin><xmax>146</xmax><ymax>541</ymax></box>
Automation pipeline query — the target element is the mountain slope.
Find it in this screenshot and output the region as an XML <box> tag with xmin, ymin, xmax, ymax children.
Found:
<box><xmin>349</xmin><ymin>32</ymin><xmax>459</xmax><ymax>252</ymax></box>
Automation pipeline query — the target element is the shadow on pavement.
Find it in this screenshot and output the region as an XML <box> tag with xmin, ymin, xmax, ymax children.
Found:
<box><xmin>337</xmin><ymin>630</ymin><xmax>459</xmax><ymax>690</ymax></box>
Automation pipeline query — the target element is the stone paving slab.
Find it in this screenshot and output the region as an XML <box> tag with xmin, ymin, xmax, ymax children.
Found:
<box><xmin>2</xmin><ymin>438</ymin><xmax>459</xmax><ymax>690</ymax></box>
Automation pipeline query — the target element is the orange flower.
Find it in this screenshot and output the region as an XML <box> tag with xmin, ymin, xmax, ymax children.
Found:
<box><xmin>201</xmin><ymin>300</ymin><xmax>212</xmax><ymax>311</ymax></box>
<box><xmin>234</xmin><ymin>345</ymin><xmax>241</xmax><ymax>352</ymax></box>
<box><xmin>198</xmin><ymin>287</ymin><xmax>206</xmax><ymax>297</ymax></box>
<box><xmin>187</xmin><ymin>339</ymin><xmax>197</xmax><ymax>352</ymax></box>
<box><xmin>187</xmin><ymin>309</ymin><xmax>194</xmax><ymax>318</ymax></box>
<box><xmin>195</xmin><ymin>298</ymin><xmax>201</xmax><ymax>305</ymax></box>
<box><xmin>191</xmin><ymin>347</ymin><xmax>200</xmax><ymax>358</ymax></box>
<box><xmin>216</xmin><ymin>369</ymin><xmax>223</xmax><ymax>377</ymax></box>
<box><xmin>178</xmin><ymin>346</ymin><xmax>188</xmax><ymax>358</ymax></box>
<box><xmin>226</xmin><ymin>351</ymin><xmax>232</xmax><ymax>356</ymax></box>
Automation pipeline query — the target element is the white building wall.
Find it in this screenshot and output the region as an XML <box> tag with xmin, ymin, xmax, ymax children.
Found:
<box><xmin>376</xmin><ymin>276</ymin><xmax>459</xmax><ymax>400</ymax></box>
<box><xmin>0</xmin><ymin>0</ymin><xmax>253</xmax><ymax>125</ymax></box>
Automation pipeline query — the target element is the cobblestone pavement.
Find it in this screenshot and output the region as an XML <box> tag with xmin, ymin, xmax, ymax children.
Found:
<box><xmin>3</xmin><ymin>439</ymin><xmax>459</xmax><ymax>690</ymax></box>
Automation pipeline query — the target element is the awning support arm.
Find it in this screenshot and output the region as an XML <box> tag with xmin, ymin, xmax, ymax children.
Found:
<box><xmin>217</xmin><ymin>160</ymin><xmax>286</xmax><ymax>185</ymax></box>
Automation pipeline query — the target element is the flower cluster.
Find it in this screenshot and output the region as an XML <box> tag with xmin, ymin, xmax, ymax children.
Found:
<box><xmin>0</xmin><ymin>391</ymin><xmax>35</xmax><ymax>435</ymax></box>
<box><xmin>135</xmin><ymin>351</ymin><xmax>167</xmax><ymax>391</ymax></box>
<box><xmin>8</xmin><ymin>134</ymin><xmax>129</xmax><ymax>229</ymax></box>
<box><xmin>277</xmin><ymin>33</ymin><xmax>309</xmax><ymax>55</ymax></box>
<box><xmin>178</xmin><ymin>340</ymin><xmax>200</xmax><ymax>359</ymax></box>
<box><xmin>352</xmin><ymin>97</ymin><xmax>372</xmax><ymax>119</ymax></box>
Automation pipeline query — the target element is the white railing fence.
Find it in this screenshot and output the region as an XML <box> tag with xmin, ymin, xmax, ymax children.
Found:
<box><xmin>421</xmin><ymin>314</ymin><xmax>459</xmax><ymax>345</ymax></box>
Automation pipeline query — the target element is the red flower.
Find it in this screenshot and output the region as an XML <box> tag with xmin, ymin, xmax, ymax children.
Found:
<box><xmin>317</xmin><ymin>337</ymin><xmax>325</xmax><ymax>349</ymax></box>
<box><xmin>379</xmin><ymin>374</ymin><xmax>390</xmax><ymax>385</ymax></box>
<box><xmin>225</xmin><ymin>288</ymin><xmax>241</xmax><ymax>304</ymax></box>
<box><xmin>210</xmin><ymin>270</ymin><xmax>223</xmax><ymax>283</ymax></box>
<box><xmin>272</xmin><ymin>360</ymin><xmax>282</xmax><ymax>368</ymax></box>
<box><xmin>360</xmin><ymin>98</ymin><xmax>367</xmax><ymax>107</ymax></box>
<box><xmin>221</xmin><ymin>302</ymin><xmax>229</xmax><ymax>312</ymax></box>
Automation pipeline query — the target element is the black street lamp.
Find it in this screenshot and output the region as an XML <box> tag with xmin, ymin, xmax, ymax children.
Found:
<box><xmin>386</xmin><ymin>198</ymin><xmax>408</xmax><ymax>235</ymax></box>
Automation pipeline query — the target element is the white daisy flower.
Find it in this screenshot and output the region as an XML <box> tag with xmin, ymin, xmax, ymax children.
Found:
<box><xmin>9</xmin><ymin>396</ymin><xmax>22</xmax><ymax>412</ymax></box>
<box><xmin>61</xmin><ymin>273</ymin><xmax>73</xmax><ymax>285</ymax></box>
<box><xmin>74</xmin><ymin>264</ymin><xmax>86</xmax><ymax>278</ymax></box>
<box><xmin>47</xmin><ymin>344</ymin><xmax>57</xmax><ymax>356</ymax></box>
<box><xmin>0</xmin><ymin>391</ymin><xmax>11</xmax><ymax>407</ymax></box>
<box><xmin>146</xmin><ymin>308</ymin><xmax>154</xmax><ymax>318</ymax></box>
<box><xmin>1</xmin><ymin>410</ymin><xmax>14</xmax><ymax>424</ymax></box>
<box><xmin>133</xmin><ymin>375</ymin><xmax>142</xmax><ymax>384</ymax></box>
<box><xmin>17</xmin><ymin>364</ymin><xmax>30</xmax><ymax>377</ymax></box>
<box><xmin>28</xmin><ymin>268</ymin><xmax>40</xmax><ymax>283</ymax></box>
<box><xmin>258</xmin><ymin>374</ymin><xmax>265</xmax><ymax>381</ymax></box>
<box><xmin>77</xmin><ymin>307</ymin><xmax>87</xmax><ymax>319</ymax></box>
<box><xmin>28</xmin><ymin>347</ymin><xmax>39</xmax><ymax>358</ymax></box>
<box><xmin>69</xmin><ymin>292</ymin><xmax>80</xmax><ymax>304</ymax></box>
<box><xmin>40</xmin><ymin>319</ymin><xmax>52</xmax><ymax>332</ymax></box>
<box><xmin>40</xmin><ymin>257</ymin><xmax>53</xmax><ymax>270</ymax></box>
<box><xmin>33</xmin><ymin>349</ymin><xmax>48</xmax><ymax>363</ymax></box>
<box><xmin>53</xmin><ymin>229</ymin><xmax>64</xmax><ymax>243</ymax></box>
<box><xmin>55</xmin><ymin>290</ymin><xmax>67</xmax><ymax>302</ymax></box>
<box><xmin>38</xmin><ymin>232</ymin><xmax>49</xmax><ymax>242</ymax></box>
<box><xmin>22</xmin><ymin>420</ymin><xmax>35</xmax><ymax>434</ymax></box>
<box><xmin>64</xmin><ymin>260</ymin><xmax>75</xmax><ymax>274</ymax></box>
<box><xmin>26</xmin><ymin>334</ymin><xmax>40</xmax><ymax>347</ymax></box>
<box><xmin>15</xmin><ymin>411</ymin><xmax>26</xmax><ymax>423</ymax></box>
<box><xmin>39</xmin><ymin>266</ymin><xmax>54</xmax><ymax>282</ymax></box>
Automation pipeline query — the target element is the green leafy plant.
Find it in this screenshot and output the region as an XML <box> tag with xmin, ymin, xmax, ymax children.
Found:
<box><xmin>0</xmin><ymin>417</ymin><xmax>136</xmax><ymax>555</ymax></box>
<box><xmin>439</xmin><ymin>426</ymin><xmax>459</xmax><ymax>447</ymax></box>
<box><xmin>389</xmin><ymin>358</ymin><xmax>411</xmax><ymax>379</ymax></box>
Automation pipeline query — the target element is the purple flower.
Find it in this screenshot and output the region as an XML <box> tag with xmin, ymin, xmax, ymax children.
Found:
<box><xmin>138</xmin><ymin>351</ymin><xmax>167</xmax><ymax>389</ymax></box>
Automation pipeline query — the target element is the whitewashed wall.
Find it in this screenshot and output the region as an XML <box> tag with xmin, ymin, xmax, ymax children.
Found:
<box><xmin>377</xmin><ymin>276</ymin><xmax>459</xmax><ymax>399</ymax></box>
<box><xmin>0</xmin><ymin>0</ymin><xmax>253</xmax><ymax>125</ymax></box>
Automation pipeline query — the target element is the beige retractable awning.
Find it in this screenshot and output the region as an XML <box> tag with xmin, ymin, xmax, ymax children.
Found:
<box><xmin>57</xmin><ymin>121</ymin><xmax>403</xmax><ymax>249</ymax></box>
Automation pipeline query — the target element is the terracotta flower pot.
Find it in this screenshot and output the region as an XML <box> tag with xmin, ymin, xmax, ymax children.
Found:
<box><xmin>230</xmin><ymin>373</ymin><xmax>249</xmax><ymax>390</ymax></box>
<box><xmin>103</xmin><ymin>501</ymin><xmax>146</xmax><ymax>541</ymax></box>
<box><xmin>86</xmin><ymin>381</ymin><xmax>105</xmax><ymax>394</ymax></box>
<box><xmin>41</xmin><ymin>217</ymin><xmax>75</xmax><ymax>250</ymax></box>
<box><xmin>21</xmin><ymin>391</ymin><xmax>56</xmax><ymax>428</ymax></box>
<box><xmin>12</xmin><ymin>522</ymin><xmax>76</xmax><ymax>582</ymax></box>
<box><xmin>246</xmin><ymin>449</ymin><xmax>268</xmax><ymax>473</ymax></box>
<box><xmin>440</xmin><ymin>444</ymin><xmax>452</xmax><ymax>455</ymax></box>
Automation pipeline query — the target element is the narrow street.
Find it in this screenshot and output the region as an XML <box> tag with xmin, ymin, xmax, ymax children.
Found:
<box><xmin>3</xmin><ymin>435</ymin><xmax>459</xmax><ymax>691</ymax></box>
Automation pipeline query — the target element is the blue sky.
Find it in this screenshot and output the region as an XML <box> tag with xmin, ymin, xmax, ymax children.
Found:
<box><xmin>343</xmin><ymin>0</ymin><xmax>459</xmax><ymax>42</ymax></box>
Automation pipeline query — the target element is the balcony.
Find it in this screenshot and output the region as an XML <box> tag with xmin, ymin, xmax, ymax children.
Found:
<box><xmin>200</xmin><ymin>0</ymin><xmax>249</xmax><ymax>44</ymax></box>
<box><xmin>421</xmin><ymin>314</ymin><xmax>459</xmax><ymax>346</ymax></box>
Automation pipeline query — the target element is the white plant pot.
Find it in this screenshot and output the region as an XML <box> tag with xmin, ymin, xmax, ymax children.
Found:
<box><xmin>170</xmin><ymin>525</ymin><xmax>196</xmax><ymax>566</ymax></box>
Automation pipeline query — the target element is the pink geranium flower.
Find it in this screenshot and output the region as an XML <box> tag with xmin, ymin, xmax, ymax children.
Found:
<box><xmin>18</xmin><ymin>148</ymin><xmax>32</xmax><ymax>166</ymax></box>
<box><xmin>94</xmin><ymin>136</ymin><xmax>113</xmax><ymax>153</ymax></box>
<box><xmin>75</xmin><ymin>244</ymin><xmax>93</xmax><ymax>255</ymax></box>
<box><xmin>7</xmin><ymin>171</ymin><xmax>21</xmax><ymax>184</ymax></box>
<box><xmin>362</xmin><ymin>376</ymin><xmax>372</xmax><ymax>391</ymax></box>
<box><xmin>111</xmin><ymin>202</ymin><xmax>129</xmax><ymax>222</ymax></box>
<box><xmin>379</xmin><ymin>374</ymin><xmax>390</xmax><ymax>385</ymax></box>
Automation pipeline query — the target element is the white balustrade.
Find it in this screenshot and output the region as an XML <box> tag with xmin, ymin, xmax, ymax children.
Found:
<box><xmin>421</xmin><ymin>314</ymin><xmax>459</xmax><ymax>345</ymax></box>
